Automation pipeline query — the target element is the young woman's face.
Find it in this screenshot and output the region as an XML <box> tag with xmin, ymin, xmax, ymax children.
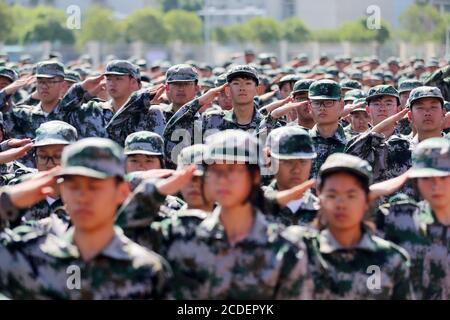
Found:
<box><xmin>318</xmin><ymin>172</ymin><xmax>369</xmax><ymax>232</ymax></box>
<box><xmin>274</xmin><ymin>158</ymin><xmax>312</xmax><ymax>191</ymax></box>
<box><xmin>126</xmin><ymin>154</ymin><xmax>162</xmax><ymax>173</ymax></box>
<box><xmin>417</xmin><ymin>176</ymin><xmax>450</xmax><ymax>210</ymax></box>
<box><xmin>180</xmin><ymin>175</ymin><xmax>214</xmax><ymax>210</ymax></box>
<box><xmin>204</xmin><ymin>163</ymin><xmax>256</xmax><ymax>208</ymax></box>
<box><xmin>60</xmin><ymin>176</ymin><xmax>129</xmax><ymax>232</ymax></box>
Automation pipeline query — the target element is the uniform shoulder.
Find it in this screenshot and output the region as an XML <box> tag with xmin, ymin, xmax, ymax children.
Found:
<box><xmin>370</xmin><ymin>234</ymin><xmax>411</xmax><ymax>263</ymax></box>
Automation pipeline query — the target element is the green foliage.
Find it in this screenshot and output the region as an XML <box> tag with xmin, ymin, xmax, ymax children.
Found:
<box><xmin>164</xmin><ymin>10</ymin><xmax>202</xmax><ymax>43</ymax></box>
<box><xmin>161</xmin><ymin>0</ymin><xmax>204</xmax><ymax>12</ymax></box>
<box><xmin>123</xmin><ymin>8</ymin><xmax>168</xmax><ymax>44</ymax></box>
<box><xmin>281</xmin><ymin>17</ymin><xmax>311</xmax><ymax>43</ymax></box>
<box><xmin>76</xmin><ymin>6</ymin><xmax>121</xmax><ymax>45</ymax></box>
<box><xmin>0</xmin><ymin>1</ymin><xmax>14</xmax><ymax>43</ymax></box>
<box><xmin>339</xmin><ymin>18</ymin><xmax>390</xmax><ymax>44</ymax></box>
<box><xmin>399</xmin><ymin>3</ymin><xmax>445</xmax><ymax>43</ymax></box>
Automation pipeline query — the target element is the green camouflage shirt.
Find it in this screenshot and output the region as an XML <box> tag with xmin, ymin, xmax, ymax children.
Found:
<box><xmin>158</xmin><ymin>206</ymin><xmax>315</xmax><ymax>300</ymax></box>
<box><xmin>0</xmin><ymin>226</ymin><xmax>172</xmax><ymax>299</ymax></box>
<box><xmin>304</xmin><ymin>228</ymin><xmax>414</xmax><ymax>300</ymax></box>
<box><xmin>309</xmin><ymin>124</ymin><xmax>348</xmax><ymax>179</ymax></box>
<box><xmin>375</xmin><ymin>199</ymin><xmax>450</xmax><ymax>300</ymax></box>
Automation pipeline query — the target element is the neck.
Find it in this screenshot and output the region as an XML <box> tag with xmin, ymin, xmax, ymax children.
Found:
<box><xmin>433</xmin><ymin>204</ymin><xmax>450</xmax><ymax>226</ymax></box>
<box><xmin>74</xmin><ymin>223</ymin><xmax>115</xmax><ymax>262</ymax></box>
<box><xmin>190</xmin><ymin>202</ymin><xmax>215</xmax><ymax>213</ymax></box>
<box><xmin>298</xmin><ymin>119</ymin><xmax>315</xmax><ymax>129</ymax></box>
<box><xmin>172</xmin><ymin>103</ymin><xmax>184</xmax><ymax>113</ymax></box>
<box><xmin>220</xmin><ymin>203</ymin><xmax>254</xmax><ymax>245</ymax></box>
<box><xmin>317</xmin><ymin>122</ymin><xmax>339</xmax><ymax>138</ymax></box>
<box><xmin>232</xmin><ymin>102</ymin><xmax>254</xmax><ymax>125</ymax></box>
<box><xmin>417</xmin><ymin>129</ymin><xmax>442</xmax><ymax>142</ymax></box>
<box><xmin>329</xmin><ymin>225</ymin><xmax>362</xmax><ymax>248</ymax></box>
<box><xmin>41</xmin><ymin>99</ymin><xmax>59</xmax><ymax>113</ymax></box>
<box><xmin>111</xmin><ymin>95</ymin><xmax>130</xmax><ymax>113</ymax></box>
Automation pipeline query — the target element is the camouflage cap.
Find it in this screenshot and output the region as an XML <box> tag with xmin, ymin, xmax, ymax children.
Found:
<box><xmin>318</xmin><ymin>153</ymin><xmax>373</xmax><ymax>185</ymax></box>
<box><xmin>348</xmin><ymin>69</ymin><xmax>363</xmax><ymax>80</ymax></box>
<box><xmin>124</xmin><ymin>131</ymin><xmax>164</xmax><ymax>156</ymax></box>
<box><xmin>296</xmin><ymin>53</ymin><xmax>308</xmax><ymax>62</ymax></box>
<box><xmin>398</xmin><ymin>79</ymin><xmax>423</xmax><ymax>93</ymax></box>
<box><xmin>426</xmin><ymin>58</ymin><xmax>439</xmax><ymax>68</ymax></box>
<box><xmin>266</xmin><ymin>126</ymin><xmax>316</xmax><ymax>160</ymax></box>
<box><xmin>344</xmin><ymin>89</ymin><xmax>368</xmax><ymax>102</ymax></box>
<box><xmin>64</xmin><ymin>70</ymin><xmax>81</xmax><ymax>83</ymax></box>
<box><xmin>279</xmin><ymin>74</ymin><xmax>299</xmax><ymax>86</ymax></box>
<box><xmin>57</xmin><ymin>138</ymin><xmax>126</xmax><ymax>179</ymax></box>
<box><xmin>165</xmin><ymin>64</ymin><xmax>199</xmax><ymax>83</ymax></box>
<box><xmin>444</xmin><ymin>101</ymin><xmax>450</xmax><ymax>112</ymax></box>
<box><xmin>35</xmin><ymin>61</ymin><xmax>65</xmax><ymax>79</ymax></box>
<box><xmin>326</xmin><ymin>67</ymin><xmax>339</xmax><ymax>77</ymax></box>
<box><xmin>340</xmin><ymin>79</ymin><xmax>362</xmax><ymax>90</ymax></box>
<box><xmin>200</xmin><ymin>77</ymin><xmax>215</xmax><ymax>88</ymax></box>
<box><xmin>33</xmin><ymin>121</ymin><xmax>78</xmax><ymax>148</ymax></box>
<box><xmin>407</xmin><ymin>86</ymin><xmax>444</xmax><ymax>108</ymax></box>
<box><xmin>409</xmin><ymin>137</ymin><xmax>450</xmax><ymax>178</ymax></box>
<box><xmin>104</xmin><ymin>60</ymin><xmax>140</xmax><ymax>80</ymax></box>
<box><xmin>0</xmin><ymin>67</ymin><xmax>18</xmax><ymax>82</ymax></box>
<box><xmin>292</xmin><ymin>79</ymin><xmax>315</xmax><ymax>94</ymax></box>
<box><xmin>387</xmin><ymin>57</ymin><xmax>400</xmax><ymax>65</ymax></box>
<box><xmin>350</xmin><ymin>98</ymin><xmax>369</xmax><ymax>114</ymax></box>
<box><xmin>308</xmin><ymin>79</ymin><xmax>341</xmax><ymax>101</ymax></box>
<box><xmin>366</xmin><ymin>85</ymin><xmax>400</xmax><ymax>105</ymax></box>
<box><xmin>205</xmin><ymin>130</ymin><xmax>259</xmax><ymax>164</ymax></box>
<box><xmin>414</xmin><ymin>61</ymin><xmax>425</xmax><ymax>70</ymax></box>
<box><xmin>214</xmin><ymin>73</ymin><xmax>227</xmax><ymax>87</ymax></box>
<box><xmin>177</xmin><ymin>144</ymin><xmax>209</xmax><ymax>176</ymax></box>
<box><xmin>226</xmin><ymin>65</ymin><xmax>259</xmax><ymax>85</ymax></box>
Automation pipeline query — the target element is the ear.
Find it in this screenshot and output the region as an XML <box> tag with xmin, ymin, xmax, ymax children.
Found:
<box><xmin>262</xmin><ymin>146</ymin><xmax>271</xmax><ymax>166</ymax></box>
<box><xmin>224</xmin><ymin>85</ymin><xmax>231</xmax><ymax>97</ymax></box>
<box><xmin>195</xmin><ymin>84</ymin><xmax>200</xmax><ymax>93</ymax></box>
<box><xmin>165</xmin><ymin>83</ymin><xmax>171</xmax><ymax>93</ymax></box>
<box><xmin>407</xmin><ymin>110</ymin><xmax>413</xmax><ymax>122</ymax></box>
<box><xmin>117</xmin><ymin>180</ymin><xmax>131</xmax><ymax>204</ymax></box>
<box><xmin>252</xmin><ymin>169</ymin><xmax>261</xmax><ymax>185</ymax></box>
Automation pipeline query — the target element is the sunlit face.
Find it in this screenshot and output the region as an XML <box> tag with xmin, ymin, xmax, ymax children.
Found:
<box><xmin>410</xmin><ymin>98</ymin><xmax>444</xmax><ymax>134</ymax></box>
<box><xmin>273</xmin><ymin>158</ymin><xmax>312</xmax><ymax>191</ymax></box>
<box><xmin>166</xmin><ymin>81</ymin><xmax>199</xmax><ymax>107</ymax></box>
<box><xmin>37</xmin><ymin>76</ymin><xmax>65</xmax><ymax>104</ymax></box>
<box><xmin>0</xmin><ymin>76</ymin><xmax>12</xmax><ymax>90</ymax></box>
<box><xmin>310</xmin><ymin>99</ymin><xmax>342</xmax><ymax>125</ymax></box>
<box><xmin>350</xmin><ymin>111</ymin><xmax>371</xmax><ymax>133</ymax></box>
<box><xmin>180</xmin><ymin>175</ymin><xmax>214</xmax><ymax>210</ymax></box>
<box><xmin>35</xmin><ymin>144</ymin><xmax>65</xmax><ymax>171</ymax></box>
<box><xmin>318</xmin><ymin>172</ymin><xmax>369</xmax><ymax>232</ymax></box>
<box><xmin>368</xmin><ymin>96</ymin><xmax>399</xmax><ymax>125</ymax></box>
<box><xmin>227</xmin><ymin>77</ymin><xmax>258</xmax><ymax>106</ymax></box>
<box><xmin>279</xmin><ymin>82</ymin><xmax>294</xmax><ymax>99</ymax></box>
<box><xmin>204</xmin><ymin>163</ymin><xmax>257</xmax><ymax>208</ymax></box>
<box><xmin>60</xmin><ymin>176</ymin><xmax>129</xmax><ymax>232</ymax></box>
<box><xmin>417</xmin><ymin>176</ymin><xmax>450</xmax><ymax>210</ymax></box>
<box><xmin>106</xmin><ymin>75</ymin><xmax>136</xmax><ymax>100</ymax></box>
<box><xmin>126</xmin><ymin>154</ymin><xmax>162</xmax><ymax>173</ymax></box>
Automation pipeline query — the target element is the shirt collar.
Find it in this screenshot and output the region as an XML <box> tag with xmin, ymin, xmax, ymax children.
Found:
<box><xmin>40</xmin><ymin>226</ymin><xmax>135</xmax><ymax>261</ymax></box>
<box><xmin>309</xmin><ymin>124</ymin><xmax>347</xmax><ymax>144</ymax></box>
<box><xmin>318</xmin><ymin>228</ymin><xmax>377</xmax><ymax>253</ymax></box>
<box><xmin>197</xmin><ymin>206</ymin><xmax>271</xmax><ymax>245</ymax></box>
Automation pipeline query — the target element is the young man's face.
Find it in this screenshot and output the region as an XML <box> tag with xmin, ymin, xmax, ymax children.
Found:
<box><xmin>60</xmin><ymin>176</ymin><xmax>129</xmax><ymax>232</ymax></box>
<box><xmin>399</xmin><ymin>91</ymin><xmax>411</xmax><ymax>109</ymax></box>
<box><xmin>350</xmin><ymin>111</ymin><xmax>371</xmax><ymax>133</ymax></box>
<box><xmin>166</xmin><ymin>81</ymin><xmax>199</xmax><ymax>107</ymax></box>
<box><xmin>0</xmin><ymin>76</ymin><xmax>12</xmax><ymax>90</ymax></box>
<box><xmin>279</xmin><ymin>82</ymin><xmax>293</xmax><ymax>99</ymax></box>
<box><xmin>417</xmin><ymin>176</ymin><xmax>450</xmax><ymax>210</ymax></box>
<box><xmin>106</xmin><ymin>75</ymin><xmax>136</xmax><ymax>100</ymax></box>
<box><xmin>217</xmin><ymin>89</ymin><xmax>233</xmax><ymax>111</ymax></box>
<box><xmin>368</xmin><ymin>96</ymin><xmax>399</xmax><ymax>125</ymax></box>
<box><xmin>180</xmin><ymin>175</ymin><xmax>214</xmax><ymax>210</ymax></box>
<box><xmin>410</xmin><ymin>98</ymin><xmax>445</xmax><ymax>134</ymax></box>
<box><xmin>35</xmin><ymin>144</ymin><xmax>65</xmax><ymax>171</ymax></box>
<box><xmin>37</xmin><ymin>76</ymin><xmax>65</xmax><ymax>104</ymax></box>
<box><xmin>126</xmin><ymin>154</ymin><xmax>162</xmax><ymax>173</ymax></box>
<box><xmin>227</xmin><ymin>77</ymin><xmax>258</xmax><ymax>106</ymax></box>
<box><xmin>273</xmin><ymin>158</ymin><xmax>312</xmax><ymax>191</ymax></box>
<box><xmin>318</xmin><ymin>172</ymin><xmax>369</xmax><ymax>232</ymax></box>
<box><xmin>293</xmin><ymin>92</ymin><xmax>314</xmax><ymax>123</ymax></box>
<box><xmin>310</xmin><ymin>99</ymin><xmax>342</xmax><ymax>125</ymax></box>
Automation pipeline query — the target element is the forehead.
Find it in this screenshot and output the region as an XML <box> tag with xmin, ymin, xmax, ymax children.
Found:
<box><xmin>35</xmin><ymin>144</ymin><xmax>66</xmax><ymax>153</ymax></box>
<box><xmin>61</xmin><ymin>175</ymin><xmax>109</xmax><ymax>184</ymax></box>
<box><xmin>370</xmin><ymin>95</ymin><xmax>396</xmax><ymax>103</ymax></box>
<box><xmin>412</xmin><ymin>97</ymin><xmax>443</xmax><ymax>106</ymax></box>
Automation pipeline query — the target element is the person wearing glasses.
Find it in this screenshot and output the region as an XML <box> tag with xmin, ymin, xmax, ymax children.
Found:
<box><xmin>0</xmin><ymin>61</ymin><xmax>66</xmax><ymax>142</ymax></box>
<box><xmin>6</xmin><ymin>120</ymin><xmax>77</xmax><ymax>225</ymax></box>
<box><xmin>307</xmin><ymin>79</ymin><xmax>348</xmax><ymax>179</ymax></box>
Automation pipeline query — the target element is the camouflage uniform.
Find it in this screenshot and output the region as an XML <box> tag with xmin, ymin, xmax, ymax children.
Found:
<box><xmin>0</xmin><ymin>137</ymin><xmax>172</xmax><ymax>299</ymax></box>
<box><xmin>308</xmin><ymin>80</ymin><xmax>348</xmax><ymax>179</ymax></box>
<box><xmin>163</xmin><ymin>65</ymin><xmax>265</xmax><ymax>166</ymax></box>
<box><xmin>398</xmin><ymin>79</ymin><xmax>423</xmax><ymax>136</ymax></box>
<box><xmin>374</xmin><ymin>137</ymin><xmax>450</xmax><ymax>299</ymax></box>
<box><xmin>307</xmin><ymin>153</ymin><xmax>414</xmax><ymax>300</ymax></box>
<box><xmin>60</xmin><ymin>60</ymin><xmax>165</xmax><ymax>141</ymax></box>
<box><xmin>263</xmin><ymin>126</ymin><xmax>319</xmax><ymax>226</ymax></box>
<box><xmin>0</xmin><ymin>61</ymin><xmax>66</xmax><ymax>141</ymax></box>
<box><xmin>152</xmin><ymin>130</ymin><xmax>314</xmax><ymax>299</ymax></box>
<box><xmin>345</xmin><ymin>85</ymin><xmax>411</xmax><ymax>185</ymax></box>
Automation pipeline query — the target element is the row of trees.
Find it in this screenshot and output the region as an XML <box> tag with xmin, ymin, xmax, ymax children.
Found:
<box><xmin>0</xmin><ymin>2</ymin><xmax>448</xmax><ymax>46</ymax></box>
